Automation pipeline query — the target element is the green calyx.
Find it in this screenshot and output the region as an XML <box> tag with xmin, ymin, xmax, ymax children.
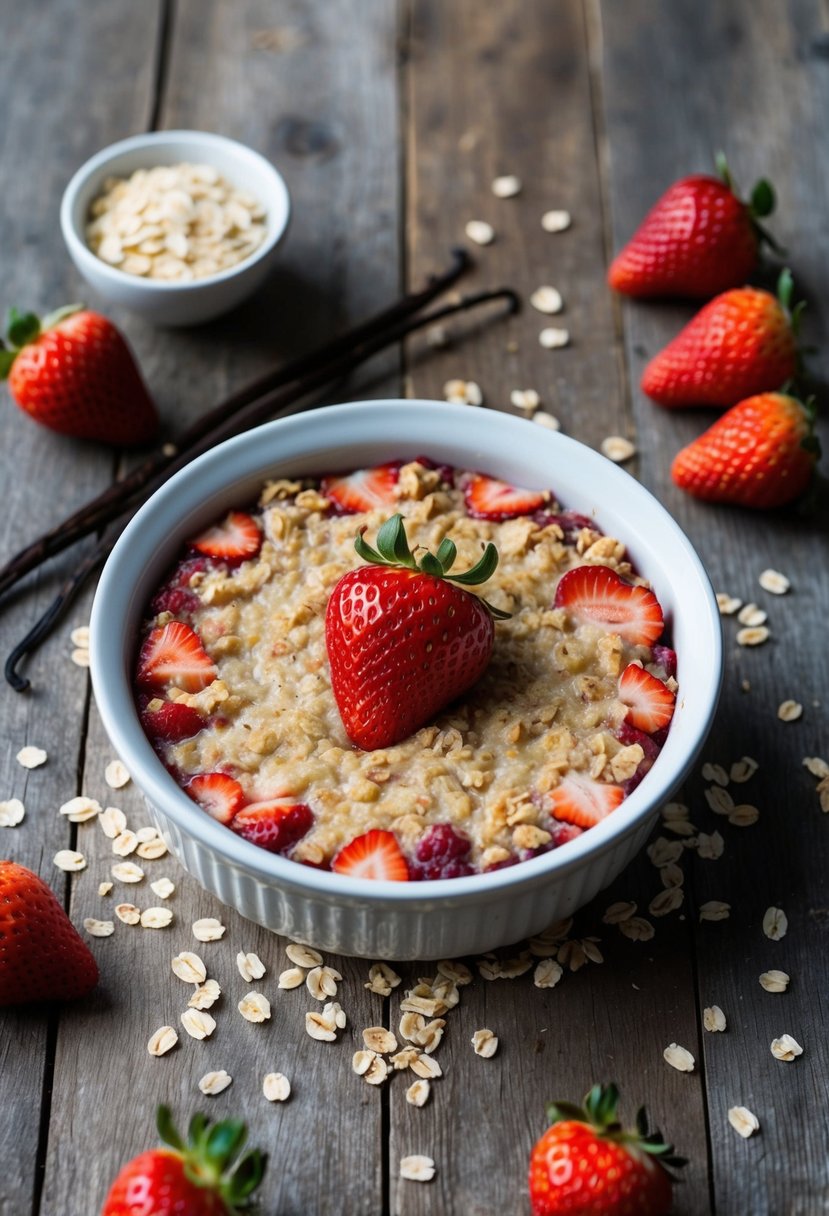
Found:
<box><xmin>546</xmin><ymin>1083</ymin><xmax>687</xmax><ymax>1176</ymax></box>
<box><xmin>354</xmin><ymin>513</ymin><xmax>511</xmax><ymax>620</ymax></box>
<box><xmin>0</xmin><ymin>304</ymin><xmax>82</xmax><ymax>379</ymax></box>
<box><xmin>156</xmin><ymin>1105</ymin><xmax>267</xmax><ymax>1211</ymax></box>
<box><xmin>776</xmin><ymin>267</ymin><xmax>807</xmax><ymax>338</ymax></box>
<box><xmin>714</xmin><ymin>150</ymin><xmax>783</xmax><ymax>255</ymax></box>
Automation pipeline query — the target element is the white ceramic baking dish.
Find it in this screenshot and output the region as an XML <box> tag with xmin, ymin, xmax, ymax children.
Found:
<box><xmin>89</xmin><ymin>400</ymin><xmax>722</xmax><ymax>959</ymax></box>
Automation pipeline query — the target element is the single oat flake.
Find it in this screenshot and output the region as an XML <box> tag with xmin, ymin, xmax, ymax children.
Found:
<box><xmin>601</xmin><ymin>436</ymin><xmax>636</xmax><ymax>463</ymax></box>
<box><xmin>147</xmin><ymin>1026</ymin><xmax>178</xmax><ymax>1057</ymax></box>
<box><xmin>510</xmin><ymin>388</ymin><xmax>541</xmax><ymax>413</ymax></box>
<box><xmin>54</xmin><ymin>849</ymin><xmax>86</xmax><ymax>872</ymax></box>
<box><xmin>618</xmin><ymin>916</ymin><xmax>655</xmax><ymax>942</ymax></box>
<box><xmin>716</xmin><ymin>593</ymin><xmax>742</xmax><ymax>615</ymax></box>
<box><xmin>492</xmin><ymin>174</ymin><xmax>522</xmax><ymax>198</ymax></box>
<box><xmin>533</xmin><ymin>412</ymin><xmax>561</xmax><ymax>430</ymax></box>
<box><xmin>400</xmin><ymin>1155</ymin><xmax>436</xmax><ymax>1183</ymax></box>
<box><xmin>530</xmin><ymin>285</ymin><xmax>563</xmax><ymax>315</ymax></box>
<box><xmin>59</xmin><ymin>796</ymin><xmax>101</xmax><ymax>823</ymax></box>
<box><xmin>0</xmin><ymin>799</ymin><xmax>25</xmax><ymax>827</ymax></box>
<box><xmin>172</xmin><ymin>952</ymin><xmax>207</xmax><ymax>984</ymax></box>
<box><xmin>199</xmin><ymin>1070</ymin><xmax>232</xmax><ymax>1096</ymax></box>
<box><xmin>442</xmin><ymin>378</ymin><xmax>483</xmax><ymax>407</ymax></box>
<box><xmin>539</xmin><ymin>326</ymin><xmax>570</xmax><ymax>349</ymax></box>
<box><xmin>777</xmin><ymin>700</ymin><xmax>803</xmax><ymax>722</ymax></box>
<box><xmin>98</xmin><ymin>881</ymin><xmax>113</xmax><ymax>897</ymax></box>
<box><xmin>465</xmin><ymin>219</ymin><xmax>495</xmax><ymax>246</ymax></box>
<box><xmin>71</xmin><ymin>647</ymin><xmax>91</xmax><ymax>668</ymax></box>
<box><xmin>541</xmin><ymin>209</ymin><xmax>571</xmax><ymax>233</ymax></box>
<box><xmin>189</xmin><ymin>980</ymin><xmax>221</xmax><ymax>1010</ymax></box>
<box><xmin>763</xmin><ymin>907</ymin><xmax>788</xmax><ymax>941</ymax></box>
<box><xmin>770</xmin><ymin>1034</ymin><xmax>803</xmax><ymax>1061</ymax></box>
<box><xmin>663</xmin><ymin>1043</ymin><xmax>695</xmax><ymax>1072</ymax></box>
<box><xmin>137</xmin><ymin>837</ymin><xmax>168</xmax><ymax>860</ymax></box>
<box><xmin>759</xmin><ymin>568</ymin><xmax>790</xmax><ymax>594</ymax></box>
<box><xmin>140</xmin><ymin>907</ymin><xmax>173</xmax><ymax>929</ymax></box>
<box><xmin>115</xmin><ymin>903</ymin><xmax>141</xmax><ymax>925</ymax></box>
<box><xmin>112</xmin><ymin>861</ymin><xmax>144</xmax><ymax>883</ymax></box>
<box><xmin>730</xmin><ymin>756</ymin><xmax>759</xmax><ymax>784</ymax></box>
<box><xmin>104</xmin><ymin>759</ymin><xmax>131</xmax><ymax>789</ymax></box>
<box><xmin>699</xmin><ymin>901</ymin><xmax>731</xmax><ymax>922</ymax></box>
<box><xmin>192</xmin><ymin>917</ymin><xmax>226</xmax><ymax>942</ymax></box>
<box><xmin>737</xmin><ymin>603</ymin><xmax>767</xmax><ymax>627</ymax></box>
<box><xmin>83</xmin><ymin>917</ymin><xmax>115</xmax><ymax>937</ymax></box>
<box><xmin>363</xmin><ymin>1027</ymin><xmax>398</xmax><ymax>1055</ymax></box>
<box><xmin>237</xmin><ymin>951</ymin><xmax>267</xmax><ymax>982</ymax></box>
<box><xmin>471</xmin><ymin>1028</ymin><xmax>499</xmax><ymax>1058</ymax></box>
<box><xmin>16</xmin><ymin>746</ymin><xmax>47</xmax><ymax>769</ymax></box>
<box><xmin>728</xmin><ymin>1106</ymin><xmax>760</xmax><ymax>1138</ymax></box>
<box><xmin>602</xmin><ymin>901</ymin><xmax>637</xmax><ymax>924</ymax></box>
<box><xmin>736</xmin><ymin>625</ymin><xmax>770</xmax><ymax>647</ymax></box>
<box><xmin>263</xmin><ymin>1072</ymin><xmax>291</xmax><ymax>1102</ymax></box>
<box><xmin>702</xmin><ymin>761</ymin><xmax>729</xmax><ymax>786</ymax></box>
<box><xmin>99</xmin><ymin>806</ymin><xmax>128</xmax><ymax>838</ymax></box>
<box><xmin>181</xmin><ymin>1009</ymin><xmax>216</xmax><ymax>1040</ymax></box>
<box><xmin>534</xmin><ymin>959</ymin><xmax>564</xmax><ymax>989</ymax></box>
<box><xmin>703</xmin><ymin>1005</ymin><xmax>727</xmax><ymax>1032</ymax></box>
<box><xmin>286</xmin><ymin>942</ymin><xmax>322</xmax><ymax>968</ymax></box>
<box><xmin>759</xmin><ymin>970</ymin><xmax>790</xmax><ymax>993</ymax></box>
<box><xmin>150</xmin><ymin>877</ymin><xmax>175</xmax><ymax>899</ymax></box>
<box><xmin>278</xmin><ymin>967</ymin><xmax>306</xmax><ymax>990</ymax></box>
<box><xmin>406</xmin><ymin>1078</ymin><xmax>431</xmax><ymax>1107</ymax></box>
<box><xmin>238</xmin><ymin>992</ymin><xmax>271</xmax><ymax>1023</ymax></box>
<box><xmin>70</xmin><ymin>625</ymin><xmax>90</xmax><ymax>648</ymax></box>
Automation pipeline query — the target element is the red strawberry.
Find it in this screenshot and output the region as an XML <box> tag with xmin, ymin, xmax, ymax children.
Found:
<box><xmin>642</xmin><ymin>272</ymin><xmax>800</xmax><ymax>408</ymax></box>
<box><xmin>528</xmin><ymin>1083</ymin><xmax>684</xmax><ymax>1216</ymax></box>
<box><xmin>137</xmin><ymin>621</ymin><xmax>217</xmax><ymax>692</ymax></box>
<box><xmin>331</xmin><ymin>829</ymin><xmax>410</xmax><ymax>881</ymax></box>
<box><xmin>325</xmin><ymin>513</ymin><xmax>507</xmax><ymax>750</ymax></box>
<box><xmin>0</xmin><ymin>305</ymin><xmax>159</xmax><ymax>445</ymax></box>
<box><xmin>188</xmin><ymin>773</ymin><xmax>245</xmax><ymax>824</ymax></box>
<box><xmin>548</xmin><ymin>773</ymin><xmax>624</xmax><ymax>828</ymax></box>
<box><xmin>0</xmin><ymin>860</ymin><xmax>98</xmax><ymax>1005</ymax></box>
<box><xmin>608</xmin><ymin>157</ymin><xmax>778</xmax><ymax>299</ymax></box>
<box><xmin>100</xmin><ymin>1104</ymin><xmax>265</xmax><ymax>1216</ymax></box>
<box><xmin>618</xmin><ymin>663</ymin><xmax>676</xmax><ymax>734</ymax></box>
<box><xmin>231</xmin><ymin>799</ymin><xmax>314</xmax><ymax>853</ymax></box>
<box><xmin>190</xmin><ymin>511</ymin><xmax>262</xmax><ymax>563</ymax></box>
<box><xmin>671</xmin><ymin>391</ymin><xmax>820</xmax><ymax>509</ymax></box>
<box><xmin>140</xmin><ymin>700</ymin><xmax>206</xmax><ymax>742</ymax></box>
<box><xmin>463</xmin><ymin>472</ymin><xmax>550</xmax><ymax>520</ymax></box>
<box><xmin>321</xmin><ymin>462</ymin><xmax>400</xmax><ymax>514</ymax></box>
<box><xmin>554</xmin><ymin>565</ymin><xmax>664</xmax><ymax>647</ymax></box>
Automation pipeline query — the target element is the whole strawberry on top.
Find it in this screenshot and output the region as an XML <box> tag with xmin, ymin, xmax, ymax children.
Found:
<box><xmin>528</xmin><ymin>1082</ymin><xmax>685</xmax><ymax>1216</ymax></box>
<box><xmin>671</xmin><ymin>390</ymin><xmax>820</xmax><ymax>509</ymax></box>
<box><xmin>642</xmin><ymin>269</ymin><xmax>801</xmax><ymax>408</ymax></box>
<box><xmin>608</xmin><ymin>154</ymin><xmax>779</xmax><ymax>299</ymax></box>
<box><xmin>101</xmin><ymin>1105</ymin><xmax>265</xmax><ymax>1216</ymax></box>
<box><xmin>0</xmin><ymin>304</ymin><xmax>159</xmax><ymax>445</ymax></box>
<box><xmin>0</xmin><ymin>859</ymin><xmax>99</xmax><ymax>1005</ymax></box>
<box><xmin>325</xmin><ymin>513</ymin><xmax>509</xmax><ymax>751</ymax></box>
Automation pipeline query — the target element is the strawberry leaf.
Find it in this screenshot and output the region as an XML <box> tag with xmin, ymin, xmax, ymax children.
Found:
<box><xmin>156</xmin><ymin>1104</ymin><xmax>186</xmax><ymax>1152</ymax></box>
<box><xmin>6</xmin><ymin>308</ymin><xmax>40</xmax><ymax>348</ymax></box>
<box><xmin>418</xmin><ymin>551</ymin><xmax>445</xmax><ymax>577</ymax></box>
<box><xmin>0</xmin><ymin>348</ymin><xmax>16</xmax><ymax>378</ymax></box>
<box><xmin>447</xmin><ymin>542</ymin><xmax>499</xmax><ymax>585</ymax></box>
<box><xmin>546</xmin><ymin>1100</ymin><xmax>588</xmax><ymax>1125</ymax></box>
<box><xmin>204</xmin><ymin>1119</ymin><xmax>247</xmax><ymax>1171</ymax></box>
<box><xmin>435</xmin><ymin>536</ymin><xmax>457</xmax><ymax>572</ymax></box>
<box><xmin>750</xmin><ymin>178</ymin><xmax>775</xmax><ymax>218</ymax></box>
<box><xmin>375</xmin><ymin>514</ymin><xmax>416</xmax><ymax>567</ymax></box>
<box><xmin>228</xmin><ymin>1148</ymin><xmax>268</xmax><ymax>1203</ymax></box>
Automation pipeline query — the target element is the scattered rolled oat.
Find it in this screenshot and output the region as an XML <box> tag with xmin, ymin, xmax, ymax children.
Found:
<box><xmin>802</xmin><ymin>756</ymin><xmax>829</xmax><ymax>779</ymax></box>
<box><xmin>702</xmin><ymin>762</ymin><xmax>730</xmax><ymax>787</ymax></box>
<box><xmin>305</xmin><ymin>1002</ymin><xmax>345</xmax><ymax>1042</ymax></box>
<box><xmin>278</xmin><ymin>967</ymin><xmax>306</xmax><ymax>990</ymax></box>
<box><xmin>71</xmin><ymin>647</ymin><xmax>91</xmax><ymax>668</ymax></box>
<box><xmin>647</xmin><ymin>837</ymin><xmax>684</xmax><ymax>867</ymax></box>
<box><xmin>112</xmin><ymin>861</ymin><xmax>144</xmax><ymax>883</ymax></box>
<box><xmin>730</xmin><ymin>756</ymin><xmax>759</xmax><ymax>784</ymax></box>
<box><xmin>147</xmin><ymin>1026</ymin><xmax>178</xmax><ymax>1057</ymax></box>
<box><xmin>541</xmin><ymin>209</ymin><xmax>571</xmax><ymax>232</ymax></box>
<box><xmin>510</xmin><ymin>388</ymin><xmax>541</xmax><ymax>413</ymax></box>
<box><xmin>115</xmin><ymin>903</ymin><xmax>141</xmax><ymax>925</ymax></box>
<box><xmin>492</xmin><ymin>174</ymin><xmax>522</xmax><ymax>198</ymax></box>
<box><xmin>600</xmin><ymin>436</ymin><xmax>636</xmax><ymax>463</ymax></box>
<box><xmin>663</xmin><ymin>1043</ymin><xmax>695</xmax><ymax>1072</ymax></box>
<box><xmin>759</xmin><ymin>568</ymin><xmax>790</xmax><ymax>595</ymax></box>
<box><xmin>530</xmin><ymin>285</ymin><xmax>563</xmax><ymax>315</ymax></box>
<box><xmin>238</xmin><ymin>992</ymin><xmax>271</xmax><ymax>1023</ymax></box>
<box><xmin>716</xmin><ymin>593</ymin><xmax>742</xmax><ymax>615</ymax></box>
<box><xmin>0</xmin><ymin>799</ymin><xmax>25</xmax><ymax>827</ymax></box>
<box><xmin>696</xmin><ymin>833</ymin><xmax>725</xmax><ymax>864</ymax></box>
<box><xmin>352</xmin><ymin>1049</ymin><xmax>376</xmax><ymax>1076</ymax></box>
<box><xmin>703</xmin><ymin>1005</ymin><xmax>727</xmax><ymax>1032</ymax></box>
<box><xmin>406</xmin><ymin>1078</ymin><xmax>431</xmax><ymax>1107</ymax></box>
<box><xmin>704</xmin><ymin>786</ymin><xmax>734</xmax><ymax>816</ymax></box>
<box><xmin>728</xmin><ymin>804</ymin><xmax>760</xmax><ymax>828</ymax></box>
<box><xmin>135</xmin><ymin>827</ymin><xmax>158</xmax><ymax>843</ymax></box>
<box><xmin>189</xmin><ymin>979</ymin><xmax>221</xmax><ymax>1010</ymax></box>
<box><xmin>777</xmin><ymin>700</ymin><xmax>803</xmax><ymax>723</ymax></box>
<box><xmin>172</xmin><ymin>952</ymin><xmax>207</xmax><ymax>985</ymax></box>
<box><xmin>763</xmin><ymin>907</ymin><xmax>788</xmax><ymax>941</ymax></box>
<box><xmin>409</xmin><ymin>1052</ymin><xmax>442</xmax><ymax>1080</ymax></box>
<box><xmin>70</xmin><ymin>625</ymin><xmax>90</xmax><ymax>648</ymax></box>
<box><xmin>770</xmin><ymin>1033</ymin><xmax>802</xmax><ymax>1061</ymax></box>
<box><xmin>363</xmin><ymin>1027</ymin><xmax>398</xmax><ymax>1054</ymax></box>
<box><xmin>728</xmin><ymin>1106</ymin><xmax>760</xmax><ymax>1138</ymax></box>
<box><xmin>436</xmin><ymin>959</ymin><xmax>472</xmax><ymax>986</ymax></box>
<box><xmin>442</xmin><ymin>378</ymin><xmax>483</xmax><ymax>406</ymax></box>
<box><xmin>112</xmin><ymin>830</ymin><xmax>138</xmax><ymax>857</ymax></box>
<box><xmin>193</xmin><ymin>917</ymin><xmax>226</xmax><ymax>942</ymax></box>
<box><xmin>365</xmin><ymin>961</ymin><xmax>402</xmax><ymax>995</ymax></box>
<box><xmin>83</xmin><ymin>917</ymin><xmax>114</xmax><ymax>939</ymax></box>
<box><xmin>99</xmin><ymin>806</ymin><xmax>128</xmax><ymax>838</ymax></box>
<box><xmin>699</xmin><ymin>901</ymin><xmax>731</xmax><ymax>922</ymax></box>
<box><xmin>16</xmin><ymin>746</ymin><xmax>47</xmax><ymax>769</ymax></box>
<box><xmin>363</xmin><ymin>1055</ymin><xmax>389</xmax><ymax>1086</ymax></box>
<box><xmin>532</xmin><ymin>412</ymin><xmax>561</xmax><ymax>430</ymax></box>
<box><xmin>137</xmin><ymin>837</ymin><xmax>169</xmax><ymax>860</ymax></box>
<box><xmin>649</xmin><ymin>887</ymin><xmax>684</xmax><ymax>917</ymax></box>
<box><xmin>150</xmin><ymin>877</ymin><xmax>175</xmax><ymax>899</ymax></box>
<box><xmin>140</xmin><ymin>907</ymin><xmax>174</xmax><ymax>929</ymax></box>
<box><xmin>465</xmin><ymin>219</ymin><xmax>495</xmax><ymax>246</ymax></box>
<box><xmin>400</xmin><ymin>1155</ymin><xmax>436</xmax><ymax>1183</ymax></box>
<box><xmin>236</xmin><ymin>951</ymin><xmax>267</xmax><ymax>982</ymax></box>
<box><xmin>737</xmin><ymin>603</ymin><xmax>767</xmax><ymax>627</ymax></box>
<box><xmin>104</xmin><ymin>759</ymin><xmax>131</xmax><ymax>789</ymax></box>
<box><xmin>263</xmin><ymin>1072</ymin><xmax>291</xmax><ymax>1102</ymax></box>
<box><xmin>54</xmin><ymin>849</ymin><xmax>86</xmax><ymax>872</ymax></box>
<box><xmin>533</xmin><ymin>959</ymin><xmax>564</xmax><ymax>989</ymax></box>
<box><xmin>660</xmin><ymin>864</ymin><xmax>685</xmax><ymax>890</ymax></box>
<box><xmin>180</xmin><ymin>1009</ymin><xmax>216</xmax><ymax>1040</ymax></box>
<box><xmin>602</xmin><ymin>901</ymin><xmax>637</xmax><ymax>924</ymax></box>
<box><xmin>539</xmin><ymin>326</ymin><xmax>570</xmax><ymax>349</ymax></box>
<box><xmin>286</xmin><ymin>942</ymin><xmax>323</xmax><ymax>968</ymax></box>
<box><xmin>59</xmin><ymin>796</ymin><xmax>101</xmax><ymax>823</ymax></box>
<box><xmin>306</xmin><ymin>964</ymin><xmax>342</xmax><ymax>1001</ymax></box>
<box><xmin>199</xmin><ymin>1070</ymin><xmax>232</xmax><ymax>1096</ymax></box>
<box><xmin>471</xmin><ymin>1028</ymin><xmax>499</xmax><ymax>1058</ymax></box>
<box><xmin>736</xmin><ymin>625</ymin><xmax>770</xmax><ymax>646</ymax></box>
<box><xmin>618</xmin><ymin>916</ymin><xmax>655</xmax><ymax>942</ymax></box>
<box><xmin>98</xmin><ymin>881</ymin><xmax>113</xmax><ymax>896</ymax></box>
<box><xmin>759</xmin><ymin>970</ymin><xmax>790</xmax><ymax>993</ymax></box>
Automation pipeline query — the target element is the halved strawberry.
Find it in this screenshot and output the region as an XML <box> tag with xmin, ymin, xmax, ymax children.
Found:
<box><xmin>554</xmin><ymin>565</ymin><xmax>664</xmax><ymax>647</ymax></box>
<box><xmin>140</xmin><ymin>700</ymin><xmax>206</xmax><ymax>742</ymax></box>
<box><xmin>619</xmin><ymin>663</ymin><xmax>676</xmax><ymax>734</ymax></box>
<box><xmin>549</xmin><ymin>773</ymin><xmax>625</xmax><ymax>828</ymax></box>
<box><xmin>330</xmin><ymin>829</ymin><xmax>410</xmax><ymax>881</ymax></box>
<box><xmin>321</xmin><ymin>463</ymin><xmax>400</xmax><ymax>514</ymax></box>
<box><xmin>137</xmin><ymin>621</ymin><xmax>217</xmax><ymax>692</ymax></box>
<box><xmin>463</xmin><ymin>473</ymin><xmax>550</xmax><ymax>521</ymax></box>
<box><xmin>187</xmin><ymin>773</ymin><xmax>245</xmax><ymax>824</ymax></box>
<box><xmin>189</xmin><ymin>511</ymin><xmax>262</xmax><ymax>563</ymax></box>
<box><xmin>231</xmin><ymin>799</ymin><xmax>314</xmax><ymax>854</ymax></box>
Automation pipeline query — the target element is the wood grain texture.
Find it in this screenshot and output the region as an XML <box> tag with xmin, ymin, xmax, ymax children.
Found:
<box><xmin>598</xmin><ymin>1</ymin><xmax>829</xmax><ymax>1212</ymax></box>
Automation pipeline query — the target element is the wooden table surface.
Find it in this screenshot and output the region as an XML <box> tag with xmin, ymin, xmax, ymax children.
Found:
<box><xmin>2</xmin><ymin>3</ymin><xmax>828</xmax><ymax>1214</ymax></box>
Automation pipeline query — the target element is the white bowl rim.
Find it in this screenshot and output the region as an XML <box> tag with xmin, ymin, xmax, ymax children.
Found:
<box><xmin>90</xmin><ymin>399</ymin><xmax>722</xmax><ymax>907</ymax></box>
<box><xmin>60</xmin><ymin>129</ymin><xmax>291</xmax><ymax>293</ymax></box>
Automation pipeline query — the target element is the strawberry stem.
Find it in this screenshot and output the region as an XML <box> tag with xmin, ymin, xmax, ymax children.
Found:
<box><xmin>544</xmin><ymin>1083</ymin><xmax>687</xmax><ymax>1175</ymax></box>
<box><xmin>714</xmin><ymin>151</ymin><xmax>783</xmax><ymax>253</ymax></box>
<box><xmin>154</xmin><ymin>1105</ymin><xmax>266</xmax><ymax>1213</ymax></box>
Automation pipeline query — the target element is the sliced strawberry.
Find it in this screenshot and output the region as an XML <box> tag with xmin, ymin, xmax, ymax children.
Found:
<box><xmin>330</xmin><ymin>829</ymin><xmax>410</xmax><ymax>882</ymax></box>
<box><xmin>231</xmin><ymin>799</ymin><xmax>314</xmax><ymax>854</ymax></box>
<box><xmin>321</xmin><ymin>463</ymin><xmax>400</xmax><ymax>514</ymax></box>
<box><xmin>187</xmin><ymin>773</ymin><xmax>245</xmax><ymax>824</ymax></box>
<box><xmin>140</xmin><ymin>700</ymin><xmax>206</xmax><ymax>742</ymax></box>
<box><xmin>619</xmin><ymin>662</ymin><xmax>676</xmax><ymax>734</ymax></box>
<box><xmin>554</xmin><ymin>565</ymin><xmax>664</xmax><ymax>647</ymax></box>
<box><xmin>549</xmin><ymin>774</ymin><xmax>625</xmax><ymax>828</ymax></box>
<box><xmin>189</xmin><ymin>511</ymin><xmax>262</xmax><ymax>563</ymax></box>
<box><xmin>463</xmin><ymin>473</ymin><xmax>549</xmax><ymax>521</ymax></box>
<box><xmin>137</xmin><ymin>621</ymin><xmax>217</xmax><ymax>692</ymax></box>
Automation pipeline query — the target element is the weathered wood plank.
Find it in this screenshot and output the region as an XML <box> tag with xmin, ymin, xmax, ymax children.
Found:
<box><xmin>40</xmin><ymin>3</ymin><xmax>403</xmax><ymax>1214</ymax></box>
<box><xmin>0</xmin><ymin>4</ymin><xmax>162</xmax><ymax>1214</ymax></box>
<box><xmin>397</xmin><ymin>3</ymin><xmax>710</xmax><ymax>1213</ymax></box>
<box><xmin>599</xmin><ymin>1</ymin><xmax>829</xmax><ymax>1212</ymax></box>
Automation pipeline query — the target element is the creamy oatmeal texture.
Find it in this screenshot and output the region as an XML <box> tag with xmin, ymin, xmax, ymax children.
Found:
<box><xmin>136</xmin><ymin>459</ymin><xmax>675</xmax><ymax>877</ymax></box>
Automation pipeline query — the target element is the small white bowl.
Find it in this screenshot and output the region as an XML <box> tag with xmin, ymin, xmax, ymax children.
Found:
<box><xmin>90</xmin><ymin>401</ymin><xmax>722</xmax><ymax>959</ymax></box>
<box><xmin>60</xmin><ymin>130</ymin><xmax>290</xmax><ymax>327</ymax></box>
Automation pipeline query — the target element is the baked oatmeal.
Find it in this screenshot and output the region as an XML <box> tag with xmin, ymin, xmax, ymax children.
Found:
<box><xmin>134</xmin><ymin>457</ymin><xmax>677</xmax><ymax>880</ymax></box>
